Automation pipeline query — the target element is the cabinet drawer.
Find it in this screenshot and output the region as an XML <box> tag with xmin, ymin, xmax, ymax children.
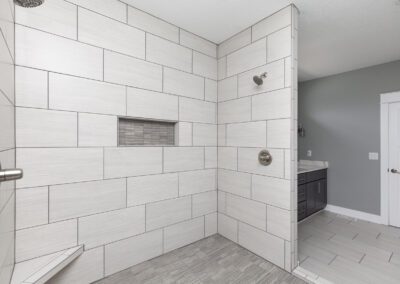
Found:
<box><xmin>306</xmin><ymin>169</ymin><xmax>327</xmax><ymax>183</ymax></box>
<box><xmin>298</xmin><ymin>173</ymin><xmax>307</xmax><ymax>185</ymax></box>
<box><xmin>298</xmin><ymin>185</ymin><xmax>306</xmax><ymax>202</ymax></box>
<box><xmin>298</xmin><ymin>201</ymin><xmax>307</xmax><ymax>220</ymax></box>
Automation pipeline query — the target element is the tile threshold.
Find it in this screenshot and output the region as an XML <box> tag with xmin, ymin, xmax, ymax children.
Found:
<box><xmin>293</xmin><ymin>266</ymin><xmax>334</xmax><ymax>284</ymax></box>
<box><xmin>12</xmin><ymin>246</ymin><xmax>83</xmax><ymax>284</ymax></box>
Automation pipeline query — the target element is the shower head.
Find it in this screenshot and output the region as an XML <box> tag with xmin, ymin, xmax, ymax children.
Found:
<box><xmin>14</xmin><ymin>0</ymin><xmax>44</xmax><ymax>8</ymax></box>
<box><xmin>253</xmin><ymin>72</ymin><xmax>267</xmax><ymax>86</ymax></box>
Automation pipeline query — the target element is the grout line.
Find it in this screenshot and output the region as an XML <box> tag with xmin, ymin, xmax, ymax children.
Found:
<box><xmin>328</xmin><ymin>255</ymin><xmax>337</xmax><ymax>265</ymax></box>
<box><xmin>358</xmin><ymin>253</ymin><xmax>366</xmax><ymax>264</ymax></box>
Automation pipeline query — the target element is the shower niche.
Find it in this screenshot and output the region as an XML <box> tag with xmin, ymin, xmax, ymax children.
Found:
<box><xmin>118</xmin><ymin>117</ymin><xmax>176</xmax><ymax>146</ymax></box>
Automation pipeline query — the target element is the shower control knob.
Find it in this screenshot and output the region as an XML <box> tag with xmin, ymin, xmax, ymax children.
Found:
<box><xmin>258</xmin><ymin>150</ymin><xmax>272</xmax><ymax>166</ymax></box>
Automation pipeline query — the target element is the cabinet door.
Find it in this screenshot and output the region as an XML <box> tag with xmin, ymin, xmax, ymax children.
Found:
<box><xmin>306</xmin><ymin>181</ymin><xmax>317</xmax><ymax>215</ymax></box>
<box><xmin>315</xmin><ymin>179</ymin><xmax>327</xmax><ymax>211</ymax></box>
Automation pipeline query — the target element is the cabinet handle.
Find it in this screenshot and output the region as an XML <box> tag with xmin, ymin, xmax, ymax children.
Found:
<box><xmin>318</xmin><ymin>183</ymin><xmax>321</xmax><ymax>193</ymax></box>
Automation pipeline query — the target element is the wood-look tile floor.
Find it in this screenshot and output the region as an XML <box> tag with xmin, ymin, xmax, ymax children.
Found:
<box><xmin>298</xmin><ymin>210</ymin><xmax>400</xmax><ymax>284</ymax></box>
<box><xmin>96</xmin><ymin>235</ymin><xmax>305</xmax><ymax>284</ymax></box>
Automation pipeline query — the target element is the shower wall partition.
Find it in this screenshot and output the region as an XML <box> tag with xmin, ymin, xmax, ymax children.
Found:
<box><xmin>0</xmin><ymin>0</ymin><xmax>16</xmax><ymax>282</ymax></box>
<box><xmin>11</xmin><ymin>1</ymin><xmax>298</xmax><ymax>283</ymax></box>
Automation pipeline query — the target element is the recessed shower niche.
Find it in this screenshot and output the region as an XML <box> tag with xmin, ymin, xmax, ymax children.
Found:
<box><xmin>118</xmin><ymin>117</ymin><xmax>176</xmax><ymax>146</ymax></box>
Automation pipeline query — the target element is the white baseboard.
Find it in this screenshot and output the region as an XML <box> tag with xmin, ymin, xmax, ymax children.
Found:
<box><xmin>325</xmin><ymin>204</ymin><xmax>383</xmax><ymax>224</ymax></box>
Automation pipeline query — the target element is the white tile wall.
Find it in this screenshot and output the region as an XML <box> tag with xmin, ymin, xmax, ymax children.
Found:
<box><xmin>49</xmin><ymin>73</ymin><xmax>126</xmax><ymax>115</ymax></box>
<box><xmin>78</xmin><ymin>8</ymin><xmax>145</xmax><ymax>58</ymax></box>
<box><xmin>226</xmin><ymin>194</ymin><xmax>266</xmax><ymax>230</ymax></box>
<box><xmin>164</xmin><ymin>147</ymin><xmax>204</xmax><ymax>172</ymax></box>
<box><xmin>226</xmin><ymin>39</ymin><xmax>266</xmax><ymax>76</ymax></box>
<box><xmin>78</xmin><ymin>113</ymin><xmax>117</xmax><ymax>147</ymax></box>
<box><xmin>104</xmin><ymin>147</ymin><xmax>162</xmax><ymax>178</ymax></box>
<box><xmin>175</xmin><ymin>122</ymin><xmax>192</xmax><ymax>146</ymax></box>
<box><xmin>192</xmin><ymin>123</ymin><xmax>217</xmax><ymax>146</ymax></box>
<box><xmin>163</xmin><ymin>67</ymin><xmax>204</xmax><ymax>100</ymax></box>
<box><xmin>146</xmin><ymin>196</ymin><xmax>191</xmax><ymax>230</ymax></box>
<box><xmin>17</xmin><ymin>148</ymin><xmax>103</xmax><ymax>188</ymax></box>
<box><xmin>218</xmin><ymin>192</ymin><xmax>226</xmax><ymax>214</ymax></box>
<box><xmin>127</xmin><ymin>87</ymin><xmax>178</xmax><ymax>121</ymax></box>
<box><xmin>217</xmin><ymin>76</ymin><xmax>238</xmax><ymax>102</ymax></box>
<box><xmin>238</xmin><ymin>148</ymin><xmax>284</xmax><ymax>178</ymax></box>
<box><xmin>192</xmin><ymin>191</ymin><xmax>217</xmax><ymax>217</ymax></box>
<box><xmin>16</xmin><ymin>187</ymin><xmax>48</xmax><ymax>230</ymax></box>
<box><xmin>267</xmin><ymin>205</ymin><xmax>291</xmax><ymax>240</ymax></box>
<box><xmin>193</xmin><ymin>52</ymin><xmax>218</xmax><ymax>80</ymax></box>
<box><xmin>16</xmin><ymin>220</ymin><xmax>77</xmax><ymax>262</ymax></box>
<box><xmin>252</xmin><ymin>88</ymin><xmax>291</xmax><ymax>120</ymax></box>
<box><xmin>218</xmin><ymin>28</ymin><xmax>251</xmax><ymax>58</ymax></box>
<box><xmin>78</xmin><ymin>206</ymin><xmax>145</xmax><ymax>249</ymax></box>
<box><xmin>128</xmin><ymin>6</ymin><xmax>179</xmax><ymax>43</ymax></box>
<box><xmin>238</xmin><ymin>222</ymin><xmax>285</xmax><ymax>268</ymax></box>
<box><xmin>218</xmin><ymin>97</ymin><xmax>250</xmax><ymax>124</ymax></box>
<box><xmin>68</xmin><ymin>0</ymin><xmax>126</xmax><ymax>22</ymax></box>
<box><xmin>16</xmin><ymin>25</ymin><xmax>103</xmax><ymax>80</ymax></box>
<box><xmin>204</xmin><ymin>79</ymin><xmax>217</xmax><ymax>102</ymax></box>
<box><xmin>267</xmin><ymin>26</ymin><xmax>291</xmax><ymax>63</ymax></box>
<box><xmin>15</xmin><ymin>66</ymin><xmax>47</xmax><ymax>108</ymax></box>
<box><xmin>226</xmin><ymin>121</ymin><xmax>267</xmax><ymax>147</ymax></box>
<box><xmin>218</xmin><ymin>125</ymin><xmax>226</xmax><ymax>146</ymax></box>
<box><xmin>15</xmin><ymin>0</ymin><xmax>77</xmax><ymax>39</ymax></box>
<box><xmin>267</xmin><ymin>119</ymin><xmax>291</xmax><ymax>148</ymax></box>
<box><xmin>47</xmin><ymin>247</ymin><xmax>104</xmax><ymax>284</ymax></box>
<box><xmin>127</xmin><ymin>173</ymin><xmax>178</xmax><ymax>206</ymax></box>
<box><xmin>205</xmin><ymin>213</ymin><xmax>217</xmax><ymax>237</ymax></box>
<box><xmin>217</xmin><ymin>57</ymin><xmax>227</xmax><ymax>80</ymax></box>
<box><xmin>252</xmin><ymin>6</ymin><xmax>291</xmax><ymax>42</ymax></box>
<box><xmin>218</xmin><ymin>147</ymin><xmax>237</xmax><ymax>170</ymax></box>
<box><xmin>218</xmin><ymin>169</ymin><xmax>251</xmax><ymax>198</ymax></box>
<box><xmin>49</xmin><ymin>179</ymin><xmax>126</xmax><ymax>222</ymax></box>
<box><xmin>146</xmin><ymin>34</ymin><xmax>192</xmax><ymax>72</ymax></box>
<box><xmin>105</xmin><ymin>230</ymin><xmax>163</xmax><ymax>276</ymax></box>
<box><xmin>217</xmin><ymin>213</ymin><xmax>237</xmax><ymax>242</ymax></box>
<box><xmin>104</xmin><ymin>50</ymin><xmax>162</xmax><ymax>91</ymax></box>
<box><xmin>179</xmin><ymin>169</ymin><xmax>216</xmax><ymax>196</ymax></box>
<box><xmin>179</xmin><ymin>97</ymin><xmax>216</xmax><ymax>124</ymax></box>
<box><xmin>179</xmin><ymin>30</ymin><xmax>217</xmax><ymax>58</ymax></box>
<box><xmin>205</xmin><ymin>147</ymin><xmax>217</xmax><ymax>169</ymax></box>
<box><xmin>164</xmin><ymin>217</ymin><xmax>204</xmax><ymax>252</ymax></box>
<box><xmin>252</xmin><ymin>175</ymin><xmax>291</xmax><ymax>209</ymax></box>
<box><xmin>16</xmin><ymin>107</ymin><xmax>77</xmax><ymax>147</ymax></box>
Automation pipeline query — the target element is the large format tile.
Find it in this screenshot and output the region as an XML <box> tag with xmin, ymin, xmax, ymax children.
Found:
<box><xmin>49</xmin><ymin>179</ymin><xmax>126</xmax><ymax>222</ymax></box>
<box><xmin>146</xmin><ymin>196</ymin><xmax>191</xmax><ymax>230</ymax></box>
<box><xmin>192</xmin><ymin>123</ymin><xmax>217</xmax><ymax>146</ymax></box>
<box><xmin>16</xmin><ymin>0</ymin><xmax>77</xmax><ymax>39</ymax></box>
<box><xmin>192</xmin><ymin>191</ymin><xmax>217</xmax><ymax>217</ymax></box>
<box><xmin>267</xmin><ymin>205</ymin><xmax>291</xmax><ymax>240</ymax></box>
<box><xmin>105</xmin><ymin>230</ymin><xmax>163</xmax><ymax>276</ymax></box>
<box><xmin>226</xmin><ymin>121</ymin><xmax>267</xmax><ymax>147</ymax></box>
<box><xmin>252</xmin><ymin>6</ymin><xmax>292</xmax><ymax>42</ymax></box>
<box><xmin>104</xmin><ymin>147</ymin><xmax>162</xmax><ymax>178</ymax></box>
<box><xmin>16</xmin><ymin>108</ymin><xmax>77</xmax><ymax>147</ymax></box>
<box><xmin>127</xmin><ymin>87</ymin><xmax>178</xmax><ymax>121</ymax></box>
<box><xmin>163</xmin><ymin>147</ymin><xmax>204</xmax><ymax>172</ymax></box>
<box><xmin>267</xmin><ymin>26</ymin><xmax>291</xmax><ymax>63</ymax></box>
<box><xmin>218</xmin><ymin>169</ymin><xmax>251</xmax><ymax>198</ymax></box>
<box><xmin>218</xmin><ymin>97</ymin><xmax>251</xmax><ymax>124</ymax></box>
<box><xmin>205</xmin><ymin>147</ymin><xmax>217</xmax><ymax>169</ymax></box>
<box><xmin>49</xmin><ymin>73</ymin><xmax>125</xmax><ymax>115</ymax></box>
<box><xmin>238</xmin><ymin>148</ymin><xmax>284</xmax><ymax>178</ymax></box>
<box><xmin>16</xmin><ymin>220</ymin><xmax>77</xmax><ymax>262</ymax></box>
<box><xmin>128</xmin><ymin>6</ymin><xmax>179</xmax><ymax>42</ymax></box>
<box><xmin>17</xmin><ymin>148</ymin><xmax>103</xmax><ymax>188</ymax></box>
<box><xmin>16</xmin><ymin>25</ymin><xmax>103</xmax><ymax>80</ymax></box>
<box><xmin>104</xmin><ymin>50</ymin><xmax>162</xmax><ymax>91</ymax></box>
<box><xmin>205</xmin><ymin>79</ymin><xmax>217</xmax><ymax>102</ymax></box>
<box><xmin>252</xmin><ymin>175</ymin><xmax>290</xmax><ymax>209</ymax></box>
<box><xmin>16</xmin><ymin>186</ymin><xmax>48</xmax><ymax>230</ymax></box>
<box><xmin>218</xmin><ymin>28</ymin><xmax>251</xmax><ymax>58</ymax></box>
<box><xmin>193</xmin><ymin>52</ymin><xmax>217</xmax><ymax>80</ymax></box>
<box><xmin>0</xmin><ymin>93</ymin><xmax>14</xmax><ymax>152</ymax></box>
<box><xmin>218</xmin><ymin>147</ymin><xmax>237</xmax><ymax>170</ymax></box>
<box><xmin>78</xmin><ymin>113</ymin><xmax>117</xmax><ymax>147</ymax></box>
<box><xmin>79</xmin><ymin>8</ymin><xmax>145</xmax><ymax>58</ymax></box>
<box><xmin>146</xmin><ymin>34</ymin><xmax>192</xmax><ymax>72</ymax></box>
<box><xmin>15</xmin><ymin>66</ymin><xmax>47</xmax><ymax>108</ymax></box>
<box><xmin>79</xmin><ymin>206</ymin><xmax>145</xmax><ymax>249</ymax></box>
<box><xmin>226</xmin><ymin>194</ymin><xmax>266</xmax><ymax>230</ymax></box>
<box><xmin>218</xmin><ymin>213</ymin><xmax>238</xmax><ymax>242</ymax></box>
<box><xmin>179</xmin><ymin>30</ymin><xmax>216</xmax><ymax>58</ymax></box>
<box><xmin>227</xmin><ymin>39</ymin><xmax>266</xmax><ymax>76</ymax></box>
<box><xmin>164</xmin><ymin>217</ymin><xmax>205</xmax><ymax>252</ymax></box>
<box><xmin>179</xmin><ymin>169</ymin><xmax>216</xmax><ymax>196</ymax></box>
<box><xmin>163</xmin><ymin>67</ymin><xmax>204</xmax><ymax>100</ymax></box>
<box><xmin>252</xmin><ymin>88</ymin><xmax>291</xmax><ymax>120</ymax></box>
<box><xmin>68</xmin><ymin>0</ymin><xmax>126</xmax><ymax>22</ymax></box>
<box><xmin>267</xmin><ymin>119</ymin><xmax>291</xmax><ymax>149</ymax></box>
<box><xmin>217</xmin><ymin>76</ymin><xmax>237</xmax><ymax>102</ymax></box>
<box><xmin>127</xmin><ymin>173</ymin><xmax>178</xmax><ymax>206</ymax></box>
<box><xmin>179</xmin><ymin>97</ymin><xmax>216</xmax><ymax>124</ymax></box>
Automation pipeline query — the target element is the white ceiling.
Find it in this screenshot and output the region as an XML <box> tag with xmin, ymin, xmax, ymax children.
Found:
<box><xmin>121</xmin><ymin>0</ymin><xmax>400</xmax><ymax>81</ymax></box>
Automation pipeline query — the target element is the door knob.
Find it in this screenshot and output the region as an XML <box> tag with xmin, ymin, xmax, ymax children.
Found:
<box><xmin>0</xmin><ymin>163</ymin><xmax>23</xmax><ymax>182</ymax></box>
<box><xmin>391</xmin><ymin>169</ymin><xmax>400</xmax><ymax>174</ymax></box>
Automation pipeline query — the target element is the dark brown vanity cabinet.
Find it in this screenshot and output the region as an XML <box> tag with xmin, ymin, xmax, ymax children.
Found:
<box><xmin>298</xmin><ymin>169</ymin><xmax>327</xmax><ymax>221</ymax></box>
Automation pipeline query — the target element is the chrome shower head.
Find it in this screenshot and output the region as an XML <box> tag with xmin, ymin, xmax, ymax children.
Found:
<box><xmin>14</xmin><ymin>0</ymin><xmax>44</xmax><ymax>8</ymax></box>
<box><xmin>253</xmin><ymin>72</ymin><xmax>267</xmax><ymax>86</ymax></box>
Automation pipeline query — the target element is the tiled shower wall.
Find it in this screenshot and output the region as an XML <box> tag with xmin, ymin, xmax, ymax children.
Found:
<box><xmin>14</xmin><ymin>0</ymin><xmax>217</xmax><ymax>282</ymax></box>
<box><xmin>0</xmin><ymin>0</ymin><xmax>15</xmax><ymax>282</ymax></box>
<box><xmin>216</xmin><ymin>5</ymin><xmax>299</xmax><ymax>271</ymax></box>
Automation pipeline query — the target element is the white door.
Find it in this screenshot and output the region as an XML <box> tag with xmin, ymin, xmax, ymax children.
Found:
<box><xmin>389</xmin><ymin>102</ymin><xmax>400</xmax><ymax>227</ymax></box>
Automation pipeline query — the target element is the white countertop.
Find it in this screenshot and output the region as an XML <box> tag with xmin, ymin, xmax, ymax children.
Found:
<box><xmin>298</xmin><ymin>160</ymin><xmax>329</xmax><ymax>174</ymax></box>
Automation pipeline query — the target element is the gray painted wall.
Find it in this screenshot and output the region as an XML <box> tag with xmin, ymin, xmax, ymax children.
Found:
<box><xmin>298</xmin><ymin>60</ymin><xmax>400</xmax><ymax>215</ymax></box>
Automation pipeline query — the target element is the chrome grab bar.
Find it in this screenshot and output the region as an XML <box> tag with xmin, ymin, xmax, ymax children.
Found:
<box><xmin>0</xmin><ymin>163</ymin><xmax>23</xmax><ymax>182</ymax></box>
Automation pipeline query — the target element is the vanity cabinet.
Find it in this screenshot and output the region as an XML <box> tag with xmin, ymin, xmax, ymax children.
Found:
<box><xmin>298</xmin><ymin>169</ymin><xmax>327</xmax><ymax>221</ymax></box>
